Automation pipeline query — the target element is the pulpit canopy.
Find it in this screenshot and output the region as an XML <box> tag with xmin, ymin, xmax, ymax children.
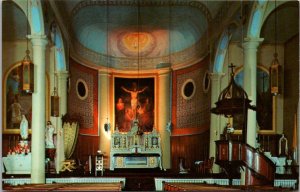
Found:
<box><xmin>211</xmin><ymin>64</ymin><xmax>256</xmax><ymax>117</ymax></box>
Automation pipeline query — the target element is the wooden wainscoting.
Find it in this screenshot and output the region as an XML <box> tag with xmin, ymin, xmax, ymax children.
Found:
<box><xmin>72</xmin><ymin>134</ymin><xmax>99</xmax><ymax>164</ymax></box>
<box><xmin>171</xmin><ymin>130</ymin><xmax>210</xmax><ymax>172</ymax></box>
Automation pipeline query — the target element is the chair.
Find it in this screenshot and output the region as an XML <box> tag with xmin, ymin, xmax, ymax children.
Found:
<box><xmin>204</xmin><ymin>157</ymin><xmax>214</xmax><ymax>175</ymax></box>
<box><xmin>61</xmin><ymin>114</ymin><xmax>79</xmax><ymax>172</ymax></box>
<box><xmin>195</xmin><ymin>157</ymin><xmax>214</xmax><ymax>176</ymax></box>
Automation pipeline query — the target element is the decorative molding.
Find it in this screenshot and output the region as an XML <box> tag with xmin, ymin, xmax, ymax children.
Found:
<box><xmin>71</xmin><ymin>36</ymin><xmax>207</xmax><ymax>70</ymax></box>
<box><xmin>71</xmin><ymin>0</ymin><xmax>211</xmax><ymax>22</ymax></box>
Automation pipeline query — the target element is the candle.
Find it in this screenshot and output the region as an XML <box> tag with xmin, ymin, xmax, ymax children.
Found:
<box><xmin>8</xmin><ymin>136</ymin><xmax>11</xmax><ymax>150</ymax></box>
<box><xmin>89</xmin><ymin>155</ymin><xmax>92</xmax><ymax>174</ymax></box>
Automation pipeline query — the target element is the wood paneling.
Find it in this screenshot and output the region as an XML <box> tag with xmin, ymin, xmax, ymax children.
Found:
<box><xmin>223</xmin><ymin>134</ymin><xmax>281</xmax><ymax>156</ymax></box>
<box><xmin>72</xmin><ymin>135</ymin><xmax>99</xmax><ymax>164</ymax></box>
<box><xmin>171</xmin><ymin>130</ymin><xmax>209</xmax><ymax>172</ymax></box>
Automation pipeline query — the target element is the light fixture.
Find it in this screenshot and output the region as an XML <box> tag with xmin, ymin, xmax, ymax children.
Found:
<box><xmin>50</xmin><ymin>23</ymin><xmax>60</xmax><ymax>117</ymax></box>
<box><xmin>104</xmin><ymin>121</ymin><xmax>110</xmax><ymax>132</ymax></box>
<box><xmin>270</xmin><ymin>0</ymin><xmax>282</xmax><ymax>96</ymax></box>
<box><xmin>104</xmin><ymin>0</ymin><xmax>110</xmax><ymax>132</ymax></box>
<box><xmin>22</xmin><ymin>0</ymin><xmax>34</xmax><ymax>93</ymax></box>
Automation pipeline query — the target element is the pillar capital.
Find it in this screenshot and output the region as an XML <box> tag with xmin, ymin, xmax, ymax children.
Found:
<box><xmin>29</xmin><ymin>35</ymin><xmax>48</xmax><ymax>47</ymax></box>
<box><xmin>157</xmin><ymin>67</ymin><xmax>171</xmax><ymax>76</ymax></box>
<box><xmin>210</xmin><ymin>73</ymin><xmax>225</xmax><ymax>81</ymax></box>
<box><xmin>243</xmin><ymin>37</ymin><xmax>264</xmax><ymax>49</ymax></box>
<box><xmin>56</xmin><ymin>71</ymin><xmax>69</xmax><ymax>79</ymax></box>
<box><xmin>98</xmin><ymin>70</ymin><xmax>111</xmax><ymax>76</ymax></box>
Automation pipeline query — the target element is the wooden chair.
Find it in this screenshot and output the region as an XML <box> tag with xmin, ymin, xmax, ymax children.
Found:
<box><xmin>204</xmin><ymin>157</ymin><xmax>214</xmax><ymax>175</ymax></box>
<box><xmin>195</xmin><ymin>157</ymin><xmax>214</xmax><ymax>176</ymax></box>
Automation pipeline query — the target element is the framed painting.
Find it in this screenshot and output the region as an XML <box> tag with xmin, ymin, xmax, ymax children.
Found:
<box><xmin>233</xmin><ymin>65</ymin><xmax>274</xmax><ymax>133</ymax></box>
<box><xmin>3</xmin><ymin>63</ymin><xmax>49</xmax><ymax>134</ymax></box>
<box><xmin>114</xmin><ymin>77</ymin><xmax>155</xmax><ymax>132</ymax></box>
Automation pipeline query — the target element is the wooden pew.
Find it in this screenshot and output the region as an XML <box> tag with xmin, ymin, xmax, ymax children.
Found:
<box><xmin>163</xmin><ymin>182</ymin><xmax>291</xmax><ymax>191</ymax></box>
<box><xmin>3</xmin><ymin>182</ymin><xmax>123</xmax><ymax>191</ymax></box>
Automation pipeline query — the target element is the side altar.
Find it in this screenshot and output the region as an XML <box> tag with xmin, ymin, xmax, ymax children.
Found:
<box><xmin>110</xmin><ymin>120</ymin><xmax>162</xmax><ymax>170</ymax></box>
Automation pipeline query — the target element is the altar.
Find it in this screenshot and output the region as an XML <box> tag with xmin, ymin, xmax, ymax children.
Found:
<box><xmin>110</xmin><ymin>120</ymin><xmax>162</xmax><ymax>170</ymax></box>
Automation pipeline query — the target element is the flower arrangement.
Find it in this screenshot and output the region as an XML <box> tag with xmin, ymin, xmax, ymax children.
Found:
<box><xmin>8</xmin><ymin>140</ymin><xmax>30</xmax><ymax>155</ymax></box>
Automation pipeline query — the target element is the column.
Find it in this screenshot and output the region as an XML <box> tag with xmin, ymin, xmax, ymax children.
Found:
<box><xmin>98</xmin><ymin>71</ymin><xmax>110</xmax><ymax>167</ymax></box>
<box><xmin>209</xmin><ymin>73</ymin><xmax>224</xmax><ymax>173</ymax></box>
<box><xmin>30</xmin><ymin>35</ymin><xmax>48</xmax><ymax>183</ymax></box>
<box><xmin>55</xmin><ymin>71</ymin><xmax>69</xmax><ymax>173</ymax></box>
<box><xmin>243</xmin><ymin>38</ymin><xmax>263</xmax><ymax>147</ymax></box>
<box><xmin>158</xmin><ymin>68</ymin><xmax>171</xmax><ymax>169</ymax></box>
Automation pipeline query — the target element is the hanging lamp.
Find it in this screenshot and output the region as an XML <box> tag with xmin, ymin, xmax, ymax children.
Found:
<box><xmin>22</xmin><ymin>0</ymin><xmax>34</xmax><ymax>93</ymax></box>
<box><xmin>269</xmin><ymin>0</ymin><xmax>282</xmax><ymax>96</ymax></box>
<box><xmin>104</xmin><ymin>0</ymin><xmax>110</xmax><ymax>132</ymax></box>
<box><xmin>50</xmin><ymin>23</ymin><xmax>60</xmax><ymax>117</ymax></box>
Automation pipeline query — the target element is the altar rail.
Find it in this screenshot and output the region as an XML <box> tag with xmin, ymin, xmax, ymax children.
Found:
<box><xmin>154</xmin><ymin>178</ymin><xmax>298</xmax><ymax>191</ymax></box>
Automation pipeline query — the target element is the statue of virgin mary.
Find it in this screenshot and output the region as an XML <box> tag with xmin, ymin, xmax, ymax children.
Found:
<box><xmin>20</xmin><ymin>115</ymin><xmax>29</xmax><ymax>140</ymax></box>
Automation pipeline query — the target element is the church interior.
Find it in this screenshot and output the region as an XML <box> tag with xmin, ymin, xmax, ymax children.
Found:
<box><xmin>1</xmin><ymin>0</ymin><xmax>299</xmax><ymax>191</ymax></box>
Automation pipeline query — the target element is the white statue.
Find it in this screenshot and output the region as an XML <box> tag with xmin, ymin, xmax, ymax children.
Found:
<box><xmin>20</xmin><ymin>115</ymin><xmax>28</xmax><ymax>140</ymax></box>
<box><xmin>45</xmin><ymin>121</ymin><xmax>55</xmax><ymax>148</ymax></box>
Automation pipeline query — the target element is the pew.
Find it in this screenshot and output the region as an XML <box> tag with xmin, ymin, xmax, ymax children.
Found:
<box><xmin>163</xmin><ymin>182</ymin><xmax>240</xmax><ymax>191</ymax></box>
<box><xmin>3</xmin><ymin>182</ymin><xmax>123</xmax><ymax>191</ymax></box>
<box><xmin>163</xmin><ymin>182</ymin><xmax>292</xmax><ymax>191</ymax></box>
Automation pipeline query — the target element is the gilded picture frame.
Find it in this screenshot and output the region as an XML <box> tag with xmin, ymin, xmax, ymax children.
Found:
<box><xmin>2</xmin><ymin>62</ymin><xmax>50</xmax><ymax>134</ymax></box>
<box><xmin>114</xmin><ymin>77</ymin><xmax>155</xmax><ymax>133</ymax></box>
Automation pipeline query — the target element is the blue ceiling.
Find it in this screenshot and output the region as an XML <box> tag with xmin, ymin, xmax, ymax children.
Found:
<box><xmin>71</xmin><ymin>5</ymin><xmax>208</xmax><ymax>57</ymax></box>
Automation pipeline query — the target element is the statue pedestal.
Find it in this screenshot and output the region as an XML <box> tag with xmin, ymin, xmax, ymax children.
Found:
<box><xmin>45</xmin><ymin>148</ymin><xmax>56</xmax><ymax>173</ymax></box>
<box><xmin>46</xmin><ymin>148</ymin><xmax>56</xmax><ymax>160</ymax></box>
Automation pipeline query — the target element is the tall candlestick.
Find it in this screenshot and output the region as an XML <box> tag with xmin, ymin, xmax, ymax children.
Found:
<box><xmin>89</xmin><ymin>155</ymin><xmax>92</xmax><ymax>174</ymax></box>
<box><xmin>8</xmin><ymin>136</ymin><xmax>11</xmax><ymax>150</ymax></box>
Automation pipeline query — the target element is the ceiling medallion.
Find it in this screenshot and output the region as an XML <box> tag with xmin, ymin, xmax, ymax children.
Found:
<box><xmin>117</xmin><ymin>31</ymin><xmax>156</xmax><ymax>57</ymax></box>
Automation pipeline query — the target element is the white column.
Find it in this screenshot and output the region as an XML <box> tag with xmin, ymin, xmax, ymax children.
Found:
<box><xmin>98</xmin><ymin>71</ymin><xmax>110</xmax><ymax>167</ymax></box>
<box><xmin>30</xmin><ymin>35</ymin><xmax>48</xmax><ymax>183</ymax></box>
<box><xmin>243</xmin><ymin>38</ymin><xmax>263</xmax><ymax>148</ymax></box>
<box><xmin>158</xmin><ymin>68</ymin><xmax>171</xmax><ymax>169</ymax></box>
<box><xmin>55</xmin><ymin>71</ymin><xmax>68</xmax><ymax>173</ymax></box>
<box><xmin>209</xmin><ymin>73</ymin><xmax>224</xmax><ymax>173</ymax></box>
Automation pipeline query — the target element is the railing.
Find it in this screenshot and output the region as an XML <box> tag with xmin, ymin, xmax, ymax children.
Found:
<box><xmin>215</xmin><ymin>140</ymin><xmax>276</xmax><ymax>185</ymax></box>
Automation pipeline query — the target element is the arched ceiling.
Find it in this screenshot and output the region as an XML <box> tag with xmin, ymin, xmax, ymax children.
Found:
<box><xmin>72</xmin><ymin>5</ymin><xmax>207</xmax><ymax>57</ymax></box>
<box><xmin>261</xmin><ymin>1</ymin><xmax>299</xmax><ymax>44</ymax></box>
<box><xmin>2</xmin><ymin>1</ymin><xmax>29</xmax><ymax>41</ymax></box>
<box><xmin>55</xmin><ymin>0</ymin><xmax>216</xmax><ymax>69</ymax></box>
<box><xmin>3</xmin><ymin>0</ymin><xmax>298</xmax><ymax>70</ymax></box>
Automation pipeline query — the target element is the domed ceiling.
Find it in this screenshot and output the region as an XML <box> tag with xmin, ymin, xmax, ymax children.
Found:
<box><xmin>66</xmin><ymin>0</ymin><xmax>213</xmax><ymax>69</ymax></box>
<box><xmin>72</xmin><ymin>4</ymin><xmax>207</xmax><ymax>57</ymax></box>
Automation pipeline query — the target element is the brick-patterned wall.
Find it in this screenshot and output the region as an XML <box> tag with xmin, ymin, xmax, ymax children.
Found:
<box><xmin>172</xmin><ymin>56</ymin><xmax>211</xmax><ymax>135</ymax></box>
<box><xmin>68</xmin><ymin>58</ymin><xmax>99</xmax><ymax>136</ymax></box>
<box><xmin>283</xmin><ymin>35</ymin><xmax>299</xmax><ymax>149</ymax></box>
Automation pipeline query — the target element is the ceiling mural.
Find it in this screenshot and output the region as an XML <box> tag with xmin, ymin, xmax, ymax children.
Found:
<box><xmin>4</xmin><ymin>0</ymin><xmax>298</xmax><ymax>70</ymax></box>
<box><xmin>70</xmin><ymin>4</ymin><xmax>208</xmax><ymax>57</ymax></box>
<box><xmin>110</xmin><ymin>29</ymin><xmax>168</xmax><ymax>57</ymax></box>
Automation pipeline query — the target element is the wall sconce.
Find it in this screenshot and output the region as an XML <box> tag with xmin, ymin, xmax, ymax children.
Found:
<box><xmin>166</xmin><ymin>121</ymin><xmax>172</xmax><ymax>133</ymax></box>
<box><xmin>104</xmin><ymin>123</ymin><xmax>110</xmax><ymax>132</ymax></box>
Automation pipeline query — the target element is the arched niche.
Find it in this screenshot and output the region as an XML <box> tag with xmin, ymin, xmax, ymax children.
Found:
<box><xmin>233</xmin><ymin>65</ymin><xmax>274</xmax><ymax>134</ymax></box>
